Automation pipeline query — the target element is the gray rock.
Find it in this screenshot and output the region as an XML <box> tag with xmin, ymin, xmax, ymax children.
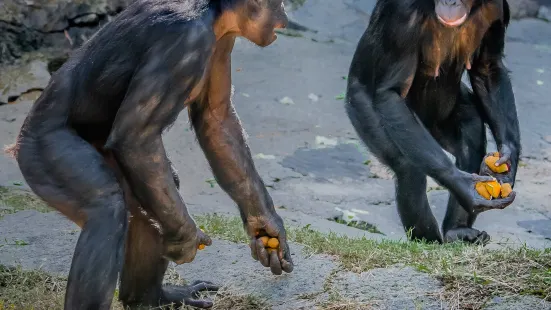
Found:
<box><xmin>508</xmin><ymin>0</ymin><xmax>542</xmax><ymax>19</ymax></box>
<box><xmin>332</xmin><ymin>266</ymin><xmax>447</xmax><ymax>310</ymax></box>
<box><xmin>538</xmin><ymin>6</ymin><xmax>551</xmax><ymax>21</ymax></box>
<box><xmin>0</xmin><ymin>59</ymin><xmax>50</xmax><ymax>104</ymax></box>
<box><xmin>0</xmin><ymin>0</ymin><xmax>134</xmax><ymax>64</ymax></box>
<box><xmin>485</xmin><ymin>295</ymin><xmax>551</xmax><ymax>310</ymax></box>
<box><xmin>177</xmin><ymin>240</ymin><xmax>337</xmax><ymax>308</ymax></box>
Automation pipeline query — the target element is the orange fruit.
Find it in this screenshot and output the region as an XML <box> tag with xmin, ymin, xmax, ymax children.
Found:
<box><xmin>484</xmin><ymin>155</ymin><xmax>509</xmax><ymax>173</ymax></box>
<box><xmin>501</xmin><ymin>183</ymin><xmax>513</xmax><ymax>198</ymax></box>
<box><xmin>484</xmin><ymin>180</ymin><xmax>501</xmax><ymax>199</ymax></box>
<box><xmin>267</xmin><ymin>238</ymin><xmax>279</xmax><ymax>249</ymax></box>
<box><xmin>198</xmin><ymin>244</ymin><xmax>205</xmax><ymax>250</ymax></box>
<box><xmin>476</xmin><ymin>182</ymin><xmax>492</xmax><ymax>200</ymax></box>
<box><xmin>259</xmin><ymin>236</ymin><xmax>269</xmax><ymax>247</ymax></box>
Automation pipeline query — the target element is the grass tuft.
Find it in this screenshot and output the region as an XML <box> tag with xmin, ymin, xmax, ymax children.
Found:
<box><xmin>0</xmin><ymin>265</ymin><xmax>268</xmax><ymax>310</ymax></box>
<box><xmin>0</xmin><ymin>266</ymin><xmax>67</xmax><ymax>309</ymax></box>
<box><xmin>0</xmin><ymin>186</ymin><xmax>51</xmax><ymax>219</ymax></box>
<box><xmin>195</xmin><ymin>214</ymin><xmax>551</xmax><ymax>309</ymax></box>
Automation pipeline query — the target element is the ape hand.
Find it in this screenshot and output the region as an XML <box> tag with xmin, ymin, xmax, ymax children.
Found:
<box><xmin>456</xmin><ymin>171</ymin><xmax>516</xmax><ymax>215</ymax></box>
<box><xmin>163</xmin><ymin>224</ymin><xmax>212</xmax><ymax>265</ymax></box>
<box><xmin>246</xmin><ymin>213</ymin><xmax>294</xmax><ymax>275</ymax></box>
<box><xmin>479</xmin><ymin>145</ymin><xmax>516</xmax><ymax>185</ymax></box>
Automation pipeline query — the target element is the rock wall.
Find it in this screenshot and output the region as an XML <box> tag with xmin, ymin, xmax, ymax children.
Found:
<box><xmin>0</xmin><ymin>0</ymin><xmax>550</xmax><ymax>65</ymax></box>
<box><xmin>0</xmin><ymin>0</ymin><xmax>133</xmax><ymax>64</ymax></box>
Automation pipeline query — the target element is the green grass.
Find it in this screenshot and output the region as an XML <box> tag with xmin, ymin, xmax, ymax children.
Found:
<box><xmin>0</xmin><ymin>186</ymin><xmax>52</xmax><ymax>219</ymax></box>
<box><xmin>1</xmin><ymin>187</ymin><xmax>549</xmax><ymax>309</ymax></box>
<box><xmin>195</xmin><ymin>214</ymin><xmax>551</xmax><ymax>310</ymax></box>
<box><xmin>0</xmin><ymin>265</ymin><xmax>269</xmax><ymax>310</ymax></box>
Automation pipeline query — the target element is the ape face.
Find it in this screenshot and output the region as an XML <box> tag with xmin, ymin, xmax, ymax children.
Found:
<box><xmin>237</xmin><ymin>0</ymin><xmax>288</xmax><ymax>47</ymax></box>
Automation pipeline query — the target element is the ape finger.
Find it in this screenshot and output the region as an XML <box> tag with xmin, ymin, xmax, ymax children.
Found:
<box><xmin>250</xmin><ymin>238</ymin><xmax>259</xmax><ymax>261</ymax></box>
<box><xmin>496</xmin><ymin>145</ymin><xmax>513</xmax><ymax>166</ymax></box>
<box><xmin>269</xmin><ymin>250</ymin><xmax>283</xmax><ymax>275</ymax></box>
<box><xmin>197</xmin><ymin>231</ymin><xmax>212</xmax><ymax>247</ymax></box>
<box><xmin>277</xmin><ymin>236</ymin><xmax>294</xmax><ymax>273</ymax></box>
<box><xmin>280</xmin><ymin>249</ymin><xmax>294</xmax><ymax>273</ymax></box>
<box><xmin>471</xmin><ymin>174</ymin><xmax>495</xmax><ymax>183</ymax></box>
<box><xmin>255</xmin><ymin>240</ymin><xmax>270</xmax><ymax>267</ymax></box>
<box><xmin>191</xmin><ymin>282</ymin><xmax>220</xmax><ymax>294</ymax></box>
<box><xmin>495</xmin><ymin>154</ymin><xmax>510</xmax><ymax>166</ymax></box>
<box><xmin>184</xmin><ymin>299</ymin><xmax>213</xmax><ymax>309</ymax></box>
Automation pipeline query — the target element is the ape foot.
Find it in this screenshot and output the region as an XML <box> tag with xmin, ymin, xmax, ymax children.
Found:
<box><xmin>160</xmin><ymin>281</ymin><xmax>219</xmax><ymax>309</ymax></box>
<box><xmin>444</xmin><ymin>228</ymin><xmax>490</xmax><ymax>245</ymax></box>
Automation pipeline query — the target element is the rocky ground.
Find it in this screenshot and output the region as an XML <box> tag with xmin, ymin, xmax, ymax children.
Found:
<box><xmin>1</xmin><ymin>1</ymin><xmax>551</xmax><ymax>309</ymax></box>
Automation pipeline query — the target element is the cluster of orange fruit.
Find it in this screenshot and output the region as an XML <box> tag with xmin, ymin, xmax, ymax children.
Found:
<box><xmin>475</xmin><ymin>153</ymin><xmax>513</xmax><ymax>200</ymax></box>
<box><xmin>258</xmin><ymin>236</ymin><xmax>280</xmax><ymax>253</ymax></box>
<box><xmin>197</xmin><ymin>229</ymin><xmax>280</xmax><ymax>253</ymax></box>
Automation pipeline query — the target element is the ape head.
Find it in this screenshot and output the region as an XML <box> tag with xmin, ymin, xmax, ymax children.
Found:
<box><xmin>235</xmin><ymin>0</ymin><xmax>288</xmax><ymax>47</ymax></box>
<box><xmin>435</xmin><ymin>0</ymin><xmax>474</xmax><ymax>27</ymax></box>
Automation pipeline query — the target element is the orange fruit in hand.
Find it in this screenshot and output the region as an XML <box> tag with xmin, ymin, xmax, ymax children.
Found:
<box><xmin>259</xmin><ymin>236</ymin><xmax>270</xmax><ymax>247</ymax></box>
<box><xmin>484</xmin><ymin>154</ymin><xmax>509</xmax><ymax>173</ymax></box>
<box><xmin>501</xmin><ymin>183</ymin><xmax>513</xmax><ymax>198</ymax></box>
<box><xmin>198</xmin><ymin>244</ymin><xmax>206</xmax><ymax>250</ymax></box>
<box><xmin>267</xmin><ymin>238</ymin><xmax>279</xmax><ymax>249</ymax></box>
<box><xmin>484</xmin><ymin>180</ymin><xmax>501</xmax><ymax>199</ymax></box>
<box><xmin>476</xmin><ymin>182</ymin><xmax>492</xmax><ymax>200</ymax></box>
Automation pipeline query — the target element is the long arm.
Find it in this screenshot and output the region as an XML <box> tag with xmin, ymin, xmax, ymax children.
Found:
<box><xmin>189</xmin><ymin>37</ymin><xmax>276</xmax><ymax>221</ymax></box>
<box><xmin>189</xmin><ymin>36</ymin><xmax>293</xmax><ymax>274</ymax></box>
<box><xmin>469</xmin><ymin>18</ymin><xmax>521</xmax><ymax>183</ymax></box>
<box><xmin>105</xmin><ymin>28</ymin><xmax>214</xmax><ymax>239</ymax></box>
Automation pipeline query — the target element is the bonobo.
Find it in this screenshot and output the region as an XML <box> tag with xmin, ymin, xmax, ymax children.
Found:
<box><xmin>9</xmin><ymin>0</ymin><xmax>292</xmax><ymax>308</ymax></box>
<box><xmin>345</xmin><ymin>0</ymin><xmax>520</xmax><ymax>244</ymax></box>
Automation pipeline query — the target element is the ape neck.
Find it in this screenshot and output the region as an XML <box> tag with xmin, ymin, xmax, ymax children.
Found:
<box><xmin>212</xmin><ymin>11</ymin><xmax>240</xmax><ymax>41</ymax></box>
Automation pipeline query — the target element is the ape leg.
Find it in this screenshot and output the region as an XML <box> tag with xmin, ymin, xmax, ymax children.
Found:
<box><xmin>102</xmin><ymin>154</ymin><xmax>218</xmax><ymax>309</ymax></box>
<box><xmin>437</xmin><ymin>87</ymin><xmax>490</xmax><ymax>244</ymax></box>
<box><xmin>345</xmin><ymin>92</ymin><xmax>442</xmax><ymax>243</ymax></box>
<box><xmin>16</xmin><ymin>130</ymin><xmax>127</xmax><ymax>310</ymax></box>
<box><xmin>394</xmin><ymin>164</ymin><xmax>443</xmax><ymax>243</ymax></box>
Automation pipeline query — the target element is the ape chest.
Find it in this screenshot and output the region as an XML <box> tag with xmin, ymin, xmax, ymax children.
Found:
<box><xmin>419</xmin><ymin>5</ymin><xmax>501</xmax><ymax>78</ymax></box>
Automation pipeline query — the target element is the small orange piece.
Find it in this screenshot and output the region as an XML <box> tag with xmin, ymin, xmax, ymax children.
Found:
<box><xmin>484</xmin><ymin>155</ymin><xmax>509</xmax><ymax>173</ymax></box>
<box><xmin>484</xmin><ymin>180</ymin><xmax>502</xmax><ymax>199</ymax></box>
<box><xmin>198</xmin><ymin>244</ymin><xmax>206</xmax><ymax>250</ymax></box>
<box><xmin>501</xmin><ymin>183</ymin><xmax>513</xmax><ymax>198</ymax></box>
<box><xmin>476</xmin><ymin>182</ymin><xmax>492</xmax><ymax>200</ymax></box>
<box><xmin>267</xmin><ymin>238</ymin><xmax>279</xmax><ymax>249</ymax></box>
<box><xmin>259</xmin><ymin>236</ymin><xmax>269</xmax><ymax>247</ymax></box>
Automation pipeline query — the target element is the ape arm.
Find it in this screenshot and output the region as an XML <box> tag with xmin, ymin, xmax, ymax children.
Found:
<box><xmin>469</xmin><ymin>22</ymin><xmax>521</xmax><ymax>183</ymax></box>
<box><xmin>349</xmin><ymin>68</ymin><xmax>459</xmax><ymax>188</ymax></box>
<box><xmin>189</xmin><ymin>37</ymin><xmax>293</xmax><ymax>274</ymax></box>
<box><xmin>105</xmin><ymin>26</ymin><xmax>214</xmax><ymax>241</ymax></box>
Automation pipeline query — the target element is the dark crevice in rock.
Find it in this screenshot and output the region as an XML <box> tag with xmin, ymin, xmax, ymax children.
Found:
<box><xmin>47</xmin><ymin>56</ymin><xmax>70</xmax><ymax>74</ymax></box>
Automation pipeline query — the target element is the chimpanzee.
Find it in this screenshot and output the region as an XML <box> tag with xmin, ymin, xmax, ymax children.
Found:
<box><xmin>8</xmin><ymin>0</ymin><xmax>292</xmax><ymax>308</ymax></box>
<box><xmin>345</xmin><ymin>0</ymin><xmax>521</xmax><ymax>244</ymax></box>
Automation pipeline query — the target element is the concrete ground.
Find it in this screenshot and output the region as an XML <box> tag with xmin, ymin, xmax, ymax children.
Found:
<box><xmin>1</xmin><ymin>1</ymin><xmax>550</xmax><ymax>309</ymax></box>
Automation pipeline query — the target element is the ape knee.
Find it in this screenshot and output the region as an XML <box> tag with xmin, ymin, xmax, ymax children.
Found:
<box><xmin>86</xmin><ymin>191</ymin><xmax>128</xmax><ymax>229</ymax></box>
